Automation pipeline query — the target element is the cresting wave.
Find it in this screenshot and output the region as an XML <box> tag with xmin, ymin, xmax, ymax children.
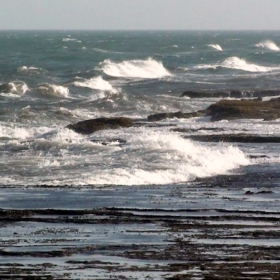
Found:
<box><xmin>82</xmin><ymin>130</ymin><xmax>249</xmax><ymax>186</ymax></box>
<box><xmin>255</xmin><ymin>40</ymin><xmax>280</xmax><ymax>51</ymax></box>
<box><xmin>73</xmin><ymin>76</ymin><xmax>117</xmax><ymax>93</ymax></box>
<box><xmin>36</xmin><ymin>84</ymin><xmax>69</xmax><ymax>98</ymax></box>
<box><xmin>99</xmin><ymin>57</ymin><xmax>171</xmax><ymax>78</ymax></box>
<box><xmin>0</xmin><ymin>81</ymin><xmax>29</xmax><ymax>98</ymax></box>
<box><xmin>195</xmin><ymin>56</ymin><xmax>279</xmax><ymax>72</ymax></box>
<box><xmin>208</xmin><ymin>44</ymin><xmax>223</xmax><ymax>51</ymax></box>
<box><xmin>2</xmin><ymin>127</ymin><xmax>250</xmax><ymax>186</ymax></box>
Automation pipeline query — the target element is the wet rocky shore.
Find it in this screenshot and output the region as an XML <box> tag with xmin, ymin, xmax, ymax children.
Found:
<box><xmin>2</xmin><ymin>92</ymin><xmax>280</xmax><ymax>279</ymax></box>
<box><xmin>1</xmin><ymin>167</ymin><xmax>280</xmax><ymax>279</ymax></box>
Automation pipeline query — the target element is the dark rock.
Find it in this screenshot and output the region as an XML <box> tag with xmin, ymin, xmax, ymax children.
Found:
<box><xmin>66</xmin><ymin>117</ymin><xmax>134</xmax><ymax>134</ymax></box>
<box><xmin>0</xmin><ymin>83</ymin><xmax>13</xmax><ymax>93</ymax></box>
<box><xmin>147</xmin><ymin>111</ymin><xmax>205</xmax><ymax>121</ymax></box>
<box><xmin>185</xmin><ymin>133</ymin><xmax>280</xmax><ymax>143</ymax></box>
<box><xmin>180</xmin><ymin>91</ymin><xmax>230</xmax><ymax>98</ymax></box>
<box><xmin>180</xmin><ymin>89</ymin><xmax>280</xmax><ymax>99</ymax></box>
<box><xmin>206</xmin><ymin>98</ymin><xmax>280</xmax><ymax>121</ymax></box>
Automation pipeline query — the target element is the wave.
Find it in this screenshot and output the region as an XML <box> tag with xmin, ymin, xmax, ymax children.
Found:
<box><xmin>255</xmin><ymin>40</ymin><xmax>280</xmax><ymax>51</ymax></box>
<box><xmin>73</xmin><ymin>76</ymin><xmax>117</xmax><ymax>93</ymax></box>
<box><xmin>208</xmin><ymin>44</ymin><xmax>223</xmax><ymax>51</ymax></box>
<box><xmin>62</xmin><ymin>38</ymin><xmax>81</xmax><ymax>43</ymax></box>
<box><xmin>35</xmin><ymin>84</ymin><xmax>69</xmax><ymax>98</ymax></box>
<box><xmin>82</xmin><ymin>130</ymin><xmax>249</xmax><ymax>186</ymax></box>
<box><xmin>220</xmin><ymin>57</ymin><xmax>277</xmax><ymax>72</ymax></box>
<box><xmin>0</xmin><ymin>81</ymin><xmax>29</xmax><ymax>98</ymax></box>
<box><xmin>99</xmin><ymin>57</ymin><xmax>171</xmax><ymax>79</ymax></box>
<box><xmin>195</xmin><ymin>56</ymin><xmax>278</xmax><ymax>72</ymax></box>
<box><xmin>17</xmin><ymin>66</ymin><xmax>43</xmax><ymax>75</ymax></box>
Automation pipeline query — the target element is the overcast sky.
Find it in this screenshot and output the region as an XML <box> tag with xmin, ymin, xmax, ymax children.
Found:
<box><xmin>1</xmin><ymin>0</ymin><xmax>280</xmax><ymax>30</ymax></box>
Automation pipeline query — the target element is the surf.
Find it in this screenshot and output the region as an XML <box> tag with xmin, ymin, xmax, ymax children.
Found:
<box><xmin>99</xmin><ymin>57</ymin><xmax>171</xmax><ymax>79</ymax></box>
<box><xmin>255</xmin><ymin>40</ymin><xmax>280</xmax><ymax>51</ymax></box>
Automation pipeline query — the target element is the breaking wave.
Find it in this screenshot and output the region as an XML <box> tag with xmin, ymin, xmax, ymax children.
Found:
<box><xmin>73</xmin><ymin>76</ymin><xmax>117</xmax><ymax>93</ymax></box>
<box><xmin>208</xmin><ymin>44</ymin><xmax>223</xmax><ymax>51</ymax></box>
<box><xmin>255</xmin><ymin>40</ymin><xmax>280</xmax><ymax>51</ymax></box>
<box><xmin>36</xmin><ymin>84</ymin><xmax>69</xmax><ymax>98</ymax></box>
<box><xmin>220</xmin><ymin>57</ymin><xmax>277</xmax><ymax>72</ymax></box>
<box><xmin>83</xmin><ymin>130</ymin><xmax>249</xmax><ymax>186</ymax></box>
<box><xmin>17</xmin><ymin>66</ymin><xmax>43</xmax><ymax>75</ymax></box>
<box><xmin>100</xmin><ymin>57</ymin><xmax>171</xmax><ymax>78</ymax></box>
<box><xmin>0</xmin><ymin>81</ymin><xmax>29</xmax><ymax>98</ymax></box>
<box><xmin>195</xmin><ymin>57</ymin><xmax>279</xmax><ymax>72</ymax></box>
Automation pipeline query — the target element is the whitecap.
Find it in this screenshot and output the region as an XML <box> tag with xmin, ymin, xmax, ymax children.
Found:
<box><xmin>62</xmin><ymin>38</ymin><xmax>81</xmax><ymax>43</ymax></box>
<box><xmin>255</xmin><ymin>40</ymin><xmax>280</xmax><ymax>51</ymax></box>
<box><xmin>208</xmin><ymin>44</ymin><xmax>223</xmax><ymax>51</ymax></box>
<box><xmin>17</xmin><ymin>66</ymin><xmax>43</xmax><ymax>75</ymax></box>
<box><xmin>220</xmin><ymin>56</ymin><xmax>277</xmax><ymax>72</ymax></box>
<box><xmin>99</xmin><ymin>57</ymin><xmax>171</xmax><ymax>79</ymax></box>
<box><xmin>83</xmin><ymin>130</ymin><xmax>249</xmax><ymax>186</ymax></box>
<box><xmin>195</xmin><ymin>57</ymin><xmax>279</xmax><ymax>73</ymax></box>
<box><xmin>36</xmin><ymin>84</ymin><xmax>69</xmax><ymax>98</ymax></box>
<box><xmin>0</xmin><ymin>81</ymin><xmax>29</xmax><ymax>98</ymax></box>
<box><xmin>73</xmin><ymin>76</ymin><xmax>117</xmax><ymax>93</ymax></box>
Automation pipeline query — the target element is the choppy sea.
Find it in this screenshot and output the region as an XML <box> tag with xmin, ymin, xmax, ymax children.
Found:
<box><xmin>1</xmin><ymin>30</ymin><xmax>280</xmax><ymax>187</ymax></box>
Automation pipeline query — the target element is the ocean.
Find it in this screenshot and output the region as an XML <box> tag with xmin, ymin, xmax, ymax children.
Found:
<box><xmin>1</xmin><ymin>30</ymin><xmax>280</xmax><ymax>279</ymax></box>
<box><xmin>1</xmin><ymin>30</ymin><xmax>280</xmax><ymax>187</ymax></box>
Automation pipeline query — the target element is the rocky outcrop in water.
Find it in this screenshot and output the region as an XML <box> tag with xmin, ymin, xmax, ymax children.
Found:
<box><xmin>147</xmin><ymin>97</ymin><xmax>280</xmax><ymax>122</ymax></box>
<box><xmin>147</xmin><ymin>111</ymin><xmax>205</xmax><ymax>121</ymax></box>
<box><xmin>185</xmin><ymin>133</ymin><xmax>280</xmax><ymax>143</ymax></box>
<box><xmin>180</xmin><ymin>90</ymin><xmax>280</xmax><ymax>98</ymax></box>
<box><xmin>207</xmin><ymin>98</ymin><xmax>280</xmax><ymax>121</ymax></box>
<box><xmin>66</xmin><ymin>117</ymin><xmax>134</xmax><ymax>134</ymax></box>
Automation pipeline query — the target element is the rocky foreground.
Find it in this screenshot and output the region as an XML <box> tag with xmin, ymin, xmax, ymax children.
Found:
<box><xmin>1</xmin><ymin>169</ymin><xmax>280</xmax><ymax>279</ymax></box>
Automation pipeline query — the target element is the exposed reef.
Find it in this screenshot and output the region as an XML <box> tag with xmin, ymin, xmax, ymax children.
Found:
<box><xmin>66</xmin><ymin>117</ymin><xmax>134</xmax><ymax>134</ymax></box>
<box><xmin>180</xmin><ymin>89</ymin><xmax>280</xmax><ymax>99</ymax></box>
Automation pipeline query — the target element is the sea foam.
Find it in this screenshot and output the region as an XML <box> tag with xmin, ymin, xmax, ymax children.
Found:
<box><xmin>83</xmin><ymin>130</ymin><xmax>249</xmax><ymax>186</ymax></box>
<box><xmin>208</xmin><ymin>44</ymin><xmax>223</xmax><ymax>51</ymax></box>
<box><xmin>100</xmin><ymin>57</ymin><xmax>171</xmax><ymax>78</ymax></box>
<box><xmin>0</xmin><ymin>81</ymin><xmax>29</xmax><ymax>98</ymax></box>
<box><xmin>195</xmin><ymin>56</ymin><xmax>278</xmax><ymax>73</ymax></box>
<box><xmin>36</xmin><ymin>84</ymin><xmax>69</xmax><ymax>98</ymax></box>
<box><xmin>221</xmin><ymin>57</ymin><xmax>276</xmax><ymax>72</ymax></box>
<box><xmin>73</xmin><ymin>76</ymin><xmax>117</xmax><ymax>93</ymax></box>
<box><xmin>255</xmin><ymin>40</ymin><xmax>280</xmax><ymax>51</ymax></box>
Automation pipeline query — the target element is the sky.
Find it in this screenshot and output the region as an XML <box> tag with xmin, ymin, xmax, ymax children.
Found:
<box><xmin>0</xmin><ymin>0</ymin><xmax>280</xmax><ymax>30</ymax></box>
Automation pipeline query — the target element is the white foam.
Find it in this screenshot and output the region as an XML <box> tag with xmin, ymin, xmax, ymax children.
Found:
<box><xmin>100</xmin><ymin>57</ymin><xmax>171</xmax><ymax>79</ymax></box>
<box><xmin>221</xmin><ymin>56</ymin><xmax>276</xmax><ymax>72</ymax></box>
<box><xmin>17</xmin><ymin>66</ymin><xmax>42</xmax><ymax>75</ymax></box>
<box><xmin>73</xmin><ymin>76</ymin><xmax>117</xmax><ymax>92</ymax></box>
<box><xmin>0</xmin><ymin>124</ymin><xmax>31</xmax><ymax>140</ymax></box>
<box><xmin>36</xmin><ymin>84</ymin><xmax>69</xmax><ymax>98</ymax></box>
<box><xmin>62</xmin><ymin>38</ymin><xmax>81</xmax><ymax>43</ymax></box>
<box><xmin>255</xmin><ymin>40</ymin><xmax>280</xmax><ymax>51</ymax></box>
<box><xmin>194</xmin><ymin>56</ymin><xmax>279</xmax><ymax>72</ymax></box>
<box><xmin>208</xmin><ymin>44</ymin><xmax>223</xmax><ymax>51</ymax></box>
<box><xmin>0</xmin><ymin>81</ymin><xmax>29</xmax><ymax>97</ymax></box>
<box><xmin>83</xmin><ymin>130</ymin><xmax>249</xmax><ymax>186</ymax></box>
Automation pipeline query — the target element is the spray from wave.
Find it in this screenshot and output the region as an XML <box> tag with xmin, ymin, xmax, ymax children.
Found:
<box><xmin>208</xmin><ymin>44</ymin><xmax>223</xmax><ymax>51</ymax></box>
<box><xmin>99</xmin><ymin>57</ymin><xmax>171</xmax><ymax>79</ymax></box>
<box><xmin>220</xmin><ymin>57</ymin><xmax>277</xmax><ymax>72</ymax></box>
<box><xmin>0</xmin><ymin>81</ymin><xmax>29</xmax><ymax>98</ymax></box>
<box><xmin>195</xmin><ymin>56</ymin><xmax>278</xmax><ymax>73</ymax></box>
<box><xmin>36</xmin><ymin>84</ymin><xmax>69</xmax><ymax>98</ymax></box>
<box><xmin>82</xmin><ymin>130</ymin><xmax>249</xmax><ymax>186</ymax></box>
<box><xmin>255</xmin><ymin>40</ymin><xmax>280</xmax><ymax>51</ymax></box>
<box><xmin>73</xmin><ymin>76</ymin><xmax>117</xmax><ymax>93</ymax></box>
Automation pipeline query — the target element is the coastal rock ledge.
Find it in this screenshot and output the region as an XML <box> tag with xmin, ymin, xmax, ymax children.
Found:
<box><xmin>66</xmin><ymin>117</ymin><xmax>134</xmax><ymax>134</ymax></box>
<box><xmin>148</xmin><ymin>98</ymin><xmax>280</xmax><ymax>122</ymax></box>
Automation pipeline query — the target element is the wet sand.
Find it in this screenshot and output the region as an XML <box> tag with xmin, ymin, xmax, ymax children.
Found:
<box><xmin>1</xmin><ymin>165</ymin><xmax>280</xmax><ymax>279</ymax></box>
